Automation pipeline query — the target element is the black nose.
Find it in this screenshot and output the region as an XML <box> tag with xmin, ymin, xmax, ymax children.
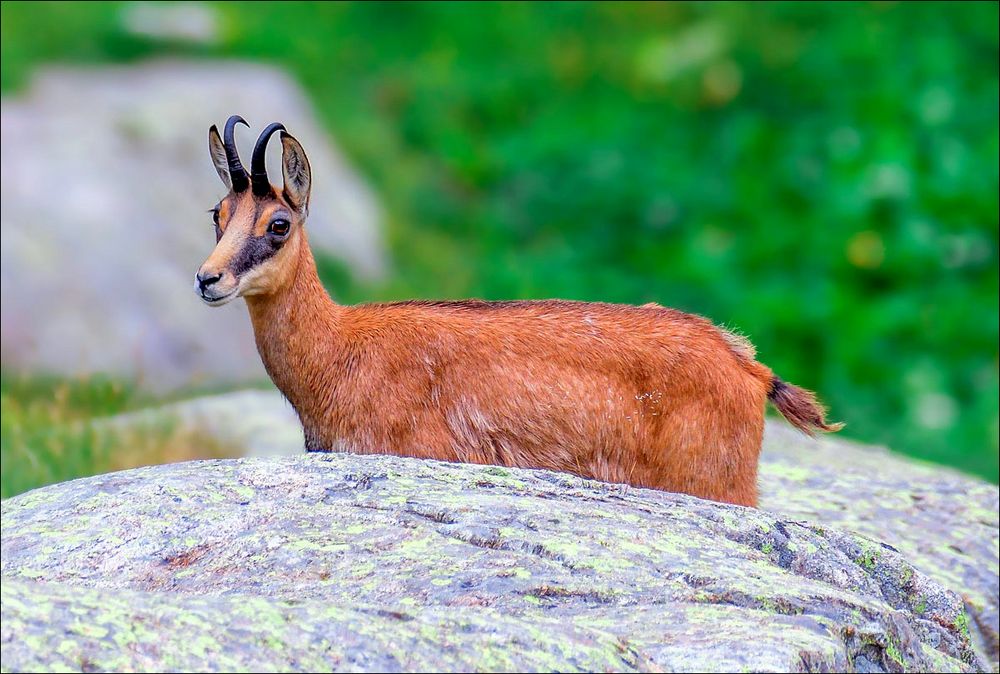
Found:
<box><xmin>197</xmin><ymin>271</ymin><xmax>223</xmax><ymax>291</ymax></box>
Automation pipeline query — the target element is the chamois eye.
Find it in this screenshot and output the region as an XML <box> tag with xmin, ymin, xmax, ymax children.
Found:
<box><xmin>211</xmin><ymin>208</ymin><xmax>220</xmax><ymax>226</ymax></box>
<box><xmin>269</xmin><ymin>219</ymin><xmax>290</xmax><ymax>236</ymax></box>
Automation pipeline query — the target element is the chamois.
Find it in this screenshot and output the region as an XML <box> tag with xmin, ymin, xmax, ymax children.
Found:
<box><xmin>195</xmin><ymin>115</ymin><xmax>842</xmax><ymax>507</ymax></box>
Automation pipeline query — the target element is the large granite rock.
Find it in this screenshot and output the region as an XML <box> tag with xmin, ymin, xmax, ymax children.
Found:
<box><xmin>91</xmin><ymin>389</ymin><xmax>1000</xmax><ymax>669</ymax></box>
<box><xmin>0</xmin><ymin>60</ymin><xmax>384</xmax><ymax>391</ymax></box>
<box><xmin>1</xmin><ymin>450</ymin><xmax>993</xmax><ymax>672</ymax></box>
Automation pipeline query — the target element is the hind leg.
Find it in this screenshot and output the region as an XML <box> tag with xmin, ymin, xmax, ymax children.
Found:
<box><xmin>643</xmin><ymin>391</ymin><xmax>765</xmax><ymax>507</ymax></box>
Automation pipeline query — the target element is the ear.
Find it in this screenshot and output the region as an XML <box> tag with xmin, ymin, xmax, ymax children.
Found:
<box><xmin>280</xmin><ymin>131</ymin><xmax>312</xmax><ymax>213</ymax></box>
<box><xmin>208</xmin><ymin>125</ymin><xmax>232</xmax><ymax>190</ymax></box>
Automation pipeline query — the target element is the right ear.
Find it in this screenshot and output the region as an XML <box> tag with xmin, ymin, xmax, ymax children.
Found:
<box><xmin>208</xmin><ymin>125</ymin><xmax>232</xmax><ymax>190</ymax></box>
<box><xmin>280</xmin><ymin>131</ymin><xmax>312</xmax><ymax>213</ymax></box>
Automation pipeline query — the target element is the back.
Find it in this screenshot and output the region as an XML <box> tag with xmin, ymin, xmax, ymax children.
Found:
<box><xmin>345</xmin><ymin>298</ymin><xmax>746</xmax><ymax>371</ymax></box>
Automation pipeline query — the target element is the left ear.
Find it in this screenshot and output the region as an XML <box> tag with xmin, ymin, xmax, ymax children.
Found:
<box><xmin>280</xmin><ymin>131</ymin><xmax>312</xmax><ymax>213</ymax></box>
<box><xmin>208</xmin><ymin>125</ymin><xmax>233</xmax><ymax>190</ymax></box>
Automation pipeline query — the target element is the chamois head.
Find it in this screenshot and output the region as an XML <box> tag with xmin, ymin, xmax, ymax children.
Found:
<box><xmin>196</xmin><ymin>115</ymin><xmax>312</xmax><ymax>306</ymax></box>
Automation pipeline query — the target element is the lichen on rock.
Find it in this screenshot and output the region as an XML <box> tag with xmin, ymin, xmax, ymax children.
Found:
<box><xmin>759</xmin><ymin>422</ymin><xmax>1000</xmax><ymax>668</ymax></box>
<box><xmin>1</xmin><ymin>450</ymin><xmax>993</xmax><ymax>672</ymax></box>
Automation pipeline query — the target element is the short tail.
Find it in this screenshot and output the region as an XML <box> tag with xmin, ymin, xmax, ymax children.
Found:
<box><xmin>768</xmin><ymin>377</ymin><xmax>844</xmax><ymax>436</ymax></box>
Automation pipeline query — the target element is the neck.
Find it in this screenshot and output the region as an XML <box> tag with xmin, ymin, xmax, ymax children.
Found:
<box><xmin>244</xmin><ymin>232</ymin><xmax>342</xmax><ymax>407</ymax></box>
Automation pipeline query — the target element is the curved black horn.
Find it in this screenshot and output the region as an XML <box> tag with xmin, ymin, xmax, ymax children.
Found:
<box><xmin>223</xmin><ymin>115</ymin><xmax>250</xmax><ymax>192</ymax></box>
<box><xmin>251</xmin><ymin>122</ymin><xmax>286</xmax><ymax>196</ymax></box>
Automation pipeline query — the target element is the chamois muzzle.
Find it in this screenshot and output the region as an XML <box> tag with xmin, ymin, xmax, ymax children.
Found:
<box><xmin>196</xmin><ymin>271</ymin><xmax>223</xmax><ymax>292</ymax></box>
<box><xmin>194</xmin><ymin>266</ymin><xmax>236</xmax><ymax>305</ymax></box>
<box><xmin>251</xmin><ymin>122</ymin><xmax>286</xmax><ymax>196</ymax></box>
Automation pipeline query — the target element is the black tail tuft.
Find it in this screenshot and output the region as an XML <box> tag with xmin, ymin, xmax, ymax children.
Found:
<box><xmin>768</xmin><ymin>377</ymin><xmax>844</xmax><ymax>436</ymax></box>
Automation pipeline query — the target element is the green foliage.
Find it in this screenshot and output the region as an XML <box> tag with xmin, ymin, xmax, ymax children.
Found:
<box><xmin>0</xmin><ymin>374</ymin><xmax>239</xmax><ymax>498</ymax></box>
<box><xmin>885</xmin><ymin>639</ymin><xmax>905</xmax><ymax>668</ymax></box>
<box><xmin>1</xmin><ymin>2</ymin><xmax>997</xmax><ymax>481</ymax></box>
<box><xmin>857</xmin><ymin>544</ymin><xmax>880</xmax><ymax>572</ymax></box>
<box><xmin>0</xmin><ymin>374</ymin><xmax>138</xmax><ymax>498</ymax></box>
<box><xmin>955</xmin><ymin>609</ymin><xmax>971</xmax><ymax>638</ymax></box>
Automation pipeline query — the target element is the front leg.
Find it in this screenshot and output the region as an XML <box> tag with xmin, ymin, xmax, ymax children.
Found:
<box><xmin>304</xmin><ymin>428</ymin><xmax>329</xmax><ymax>453</ymax></box>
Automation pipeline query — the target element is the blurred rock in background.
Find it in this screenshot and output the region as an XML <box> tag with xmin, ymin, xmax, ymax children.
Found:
<box><xmin>119</xmin><ymin>2</ymin><xmax>220</xmax><ymax>45</ymax></box>
<box><xmin>0</xmin><ymin>61</ymin><xmax>384</xmax><ymax>391</ymax></box>
<box><xmin>99</xmin><ymin>390</ymin><xmax>303</xmax><ymax>459</ymax></box>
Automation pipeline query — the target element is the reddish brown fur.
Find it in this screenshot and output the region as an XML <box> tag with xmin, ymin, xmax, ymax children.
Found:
<box><xmin>200</xmin><ymin>124</ymin><xmax>841</xmax><ymax>507</ymax></box>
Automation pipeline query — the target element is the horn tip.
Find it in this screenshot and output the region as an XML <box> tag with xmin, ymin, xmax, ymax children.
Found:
<box><xmin>224</xmin><ymin>114</ymin><xmax>250</xmax><ymax>131</ymax></box>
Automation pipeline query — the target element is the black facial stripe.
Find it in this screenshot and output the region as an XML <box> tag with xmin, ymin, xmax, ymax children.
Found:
<box><xmin>230</xmin><ymin>233</ymin><xmax>283</xmax><ymax>277</ymax></box>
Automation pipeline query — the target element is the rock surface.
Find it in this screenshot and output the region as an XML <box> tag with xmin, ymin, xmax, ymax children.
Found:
<box><xmin>0</xmin><ymin>60</ymin><xmax>384</xmax><ymax>391</ymax></box>
<box><xmin>759</xmin><ymin>423</ymin><xmax>1000</xmax><ymax>669</ymax></box>
<box><xmin>96</xmin><ymin>388</ymin><xmax>1000</xmax><ymax>668</ymax></box>
<box><xmin>1</xmin><ymin>452</ymin><xmax>992</xmax><ymax>672</ymax></box>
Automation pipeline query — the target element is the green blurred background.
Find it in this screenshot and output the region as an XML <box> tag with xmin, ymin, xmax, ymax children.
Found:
<box><xmin>1</xmin><ymin>1</ymin><xmax>997</xmax><ymax>496</ymax></box>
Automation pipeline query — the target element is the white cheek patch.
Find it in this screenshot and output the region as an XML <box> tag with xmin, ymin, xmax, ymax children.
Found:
<box><xmin>237</xmin><ymin>261</ymin><xmax>272</xmax><ymax>296</ymax></box>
